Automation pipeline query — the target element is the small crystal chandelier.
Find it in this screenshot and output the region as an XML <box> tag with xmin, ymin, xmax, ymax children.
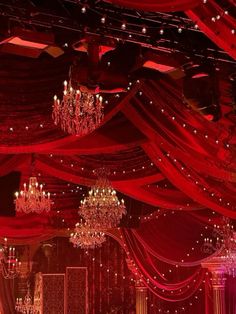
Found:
<box><xmin>53</xmin><ymin>79</ymin><xmax>103</xmax><ymax>136</ymax></box>
<box><xmin>15</xmin><ymin>177</ymin><xmax>51</xmax><ymax>214</ymax></box>
<box><xmin>70</xmin><ymin>220</ymin><xmax>106</xmax><ymax>249</ymax></box>
<box><xmin>202</xmin><ymin>217</ymin><xmax>236</xmax><ymax>277</ymax></box>
<box><xmin>79</xmin><ymin>168</ymin><xmax>126</xmax><ymax>229</ymax></box>
<box><xmin>15</xmin><ymin>284</ymin><xmax>37</xmax><ymax>314</ymax></box>
<box><xmin>0</xmin><ymin>238</ymin><xmax>21</xmax><ymax>279</ymax></box>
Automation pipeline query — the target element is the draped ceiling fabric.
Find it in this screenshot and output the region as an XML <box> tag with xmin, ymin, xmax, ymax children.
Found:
<box><xmin>0</xmin><ymin>1</ymin><xmax>235</xmax><ymax>313</ymax></box>
<box><xmin>108</xmin><ymin>0</ymin><xmax>236</xmax><ymax>60</ymax></box>
<box><xmin>0</xmin><ymin>55</ymin><xmax>234</xmax><ymax>311</ymax></box>
<box><xmin>105</xmin><ymin>0</ymin><xmax>200</xmax><ymax>12</ymax></box>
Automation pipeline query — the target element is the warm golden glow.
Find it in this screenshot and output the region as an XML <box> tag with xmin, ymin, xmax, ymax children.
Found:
<box><xmin>15</xmin><ymin>177</ymin><xmax>51</xmax><ymax>214</ymax></box>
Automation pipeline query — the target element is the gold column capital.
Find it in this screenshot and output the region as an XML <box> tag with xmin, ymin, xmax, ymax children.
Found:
<box><xmin>211</xmin><ymin>271</ymin><xmax>226</xmax><ymax>289</ymax></box>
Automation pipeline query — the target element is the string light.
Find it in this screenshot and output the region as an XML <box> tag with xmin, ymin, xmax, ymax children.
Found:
<box><xmin>81</xmin><ymin>6</ymin><xmax>86</xmax><ymax>13</ymax></box>
<box><xmin>121</xmin><ymin>23</ymin><xmax>126</xmax><ymax>30</ymax></box>
<box><xmin>101</xmin><ymin>16</ymin><xmax>106</xmax><ymax>24</ymax></box>
<box><xmin>142</xmin><ymin>26</ymin><xmax>147</xmax><ymax>34</ymax></box>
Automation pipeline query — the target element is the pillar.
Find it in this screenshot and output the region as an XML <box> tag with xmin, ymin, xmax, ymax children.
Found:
<box><xmin>202</xmin><ymin>258</ymin><xmax>226</xmax><ymax>314</ymax></box>
<box><xmin>126</xmin><ymin>258</ymin><xmax>148</xmax><ymax>314</ymax></box>
<box><xmin>211</xmin><ymin>270</ymin><xmax>226</xmax><ymax>314</ymax></box>
<box><xmin>17</xmin><ymin>261</ymin><xmax>30</xmax><ymax>297</ymax></box>
<box><xmin>135</xmin><ymin>281</ymin><xmax>148</xmax><ymax>314</ymax></box>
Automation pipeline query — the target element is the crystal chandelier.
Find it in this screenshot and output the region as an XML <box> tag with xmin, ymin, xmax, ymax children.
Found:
<box><xmin>70</xmin><ymin>220</ymin><xmax>106</xmax><ymax>249</ymax></box>
<box><xmin>202</xmin><ymin>217</ymin><xmax>236</xmax><ymax>277</ymax></box>
<box><xmin>15</xmin><ymin>285</ymin><xmax>37</xmax><ymax>314</ymax></box>
<box><xmin>79</xmin><ymin>168</ymin><xmax>126</xmax><ymax>229</ymax></box>
<box><xmin>53</xmin><ymin>79</ymin><xmax>103</xmax><ymax>136</ymax></box>
<box><xmin>15</xmin><ymin>177</ymin><xmax>51</xmax><ymax>214</ymax></box>
<box><xmin>0</xmin><ymin>238</ymin><xmax>21</xmax><ymax>279</ymax></box>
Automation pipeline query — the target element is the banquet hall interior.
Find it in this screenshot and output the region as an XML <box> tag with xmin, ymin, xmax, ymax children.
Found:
<box><xmin>0</xmin><ymin>0</ymin><xmax>236</xmax><ymax>313</ymax></box>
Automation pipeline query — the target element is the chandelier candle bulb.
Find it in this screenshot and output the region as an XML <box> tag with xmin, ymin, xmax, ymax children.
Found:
<box><xmin>15</xmin><ymin>177</ymin><xmax>52</xmax><ymax>214</ymax></box>
<box><xmin>15</xmin><ymin>285</ymin><xmax>37</xmax><ymax>313</ymax></box>
<box><xmin>202</xmin><ymin>217</ymin><xmax>236</xmax><ymax>276</ymax></box>
<box><xmin>52</xmin><ymin>80</ymin><xmax>104</xmax><ymax>136</ymax></box>
<box><xmin>70</xmin><ymin>220</ymin><xmax>106</xmax><ymax>249</ymax></box>
<box><xmin>0</xmin><ymin>243</ymin><xmax>21</xmax><ymax>279</ymax></box>
<box><xmin>79</xmin><ymin>168</ymin><xmax>126</xmax><ymax>229</ymax></box>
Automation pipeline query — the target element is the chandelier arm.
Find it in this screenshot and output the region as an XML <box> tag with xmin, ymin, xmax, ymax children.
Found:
<box><xmin>202</xmin><ymin>217</ymin><xmax>236</xmax><ymax>277</ymax></box>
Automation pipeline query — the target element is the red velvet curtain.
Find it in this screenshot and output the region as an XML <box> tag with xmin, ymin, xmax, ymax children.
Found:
<box><xmin>0</xmin><ymin>277</ymin><xmax>15</xmax><ymax>314</ymax></box>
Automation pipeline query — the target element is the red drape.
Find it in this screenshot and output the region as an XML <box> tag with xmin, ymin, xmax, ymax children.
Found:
<box><xmin>0</xmin><ymin>7</ymin><xmax>235</xmax><ymax>313</ymax></box>
<box><xmin>105</xmin><ymin>0</ymin><xmax>200</xmax><ymax>12</ymax></box>
<box><xmin>122</xmin><ymin>226</ymin><xmax>206</xmax><ymax>302</ymax></box>
<box><xmin>0</xmin><ymin>75</ymin><xmax>234</xmax><ymax>238</ymax></box>
<box><xmin>0</xmin><ymin>277</ymin><xmax>15</xmax><ymax>314</ymax></box>
<box><xmin>105</xmin><ymin>1</ymin><xmax>236</xmax><ymax>61</ymax></box>
<box><xmin>121</xmin><ymin>79</ymin><xmax>236</xmax><ymax>218</ymax></box>
<box><xmin>187</xmin><ymin>0</ymin><xmax>236</xmax><ymax>61</ymax></box>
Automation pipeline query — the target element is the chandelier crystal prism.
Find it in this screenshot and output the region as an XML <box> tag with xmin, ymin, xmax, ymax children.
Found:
<box><xmin>0</xmin><ymin>238</ymin><xmax>21</xmax><ymax>279</ymax></box>
<box><xmin>70</xmin><ymin>220</ymin><xmax>106</xmax><ymax>249</ymax></box>
<box><xmin>15</xmin><ymin>177</ymin><xmax>51</xmax><ymax>214</ymax></box>
<box><xmin>202</xmin><ymin>217</ymin><xmax>236</xmax><ymax>277</ymax></box>
<box><xmin>79</xmin><ymin>168</ymin><xmax>126</xmax><ymax>229</ymax></box>
<box><xmin>53</xmin><ymin>80</ymin><xmax>103</xmax><ymax>136</ymax></box>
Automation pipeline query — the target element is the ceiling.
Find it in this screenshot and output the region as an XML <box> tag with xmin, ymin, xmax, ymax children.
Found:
<box><xmin>0</xmin><ymin>0</ymin><xmax>235</xmax><ymax>241</ymax></box>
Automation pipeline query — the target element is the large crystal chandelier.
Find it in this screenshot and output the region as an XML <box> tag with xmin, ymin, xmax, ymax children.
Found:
<box><xmin>15</xmin><ymin>285</ymin><xmax>37</xmax><ymax>314</ymax></box>
<box><xmin>0</xmin><ymin>238</ymin><xmax>21</xmax><ymax>279</ymax></box>
<box><xmin>53</xmin><ymin>79</ymin><xmax>103</xmax><ymax>136</ymax></box>
<box><xmin>202</xmin><ymin>217</ymin><xmax>236</xmax><ymax>277</ymax></box>
<box><xmin>79</xmin><ymin>168</ymin><xmax>126</xmax><ymax>229</ymax></box>
<box><xmin>70</xmin><ymin>220</ymin><xmax>106</xmax><ymax>249</ymax></box>
<box><xmin>15</xmin><ymin>177</ymin><xmax>51</xmax><ymax>214</ymax></box>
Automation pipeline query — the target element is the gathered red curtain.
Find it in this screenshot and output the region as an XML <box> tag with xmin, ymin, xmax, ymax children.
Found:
<box><xmin>120</xmin><ymin>211</ymin><xmax>217</xmax><ymax>311</ymax></box>
<box><xmin>122</xmin><ymin>226</ymin><xmax>206</xmax><ymax>302</ymax></box>
<box><xmin>121</xmin><ymin>79</ymin><xmax>236</xmax><ymax>218</ymax></box>
<box><xmin>0</xmin><ymin>75</ymin><xmax>234</xmax><ymax>238</ymax></box>
<box><xmin>132</xmin><ymin>212</ymin><xmax>214</xmax><ymax>266</ymax></box>
<box><xmin>0</xmin><ymin>277</ymin><xmax>15</xmax><ymax>314</ymax></box>
<box><xmin>0</xmin><ymin>9</ymin><xmax>234</xmax><ymax>313</ymax></box>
